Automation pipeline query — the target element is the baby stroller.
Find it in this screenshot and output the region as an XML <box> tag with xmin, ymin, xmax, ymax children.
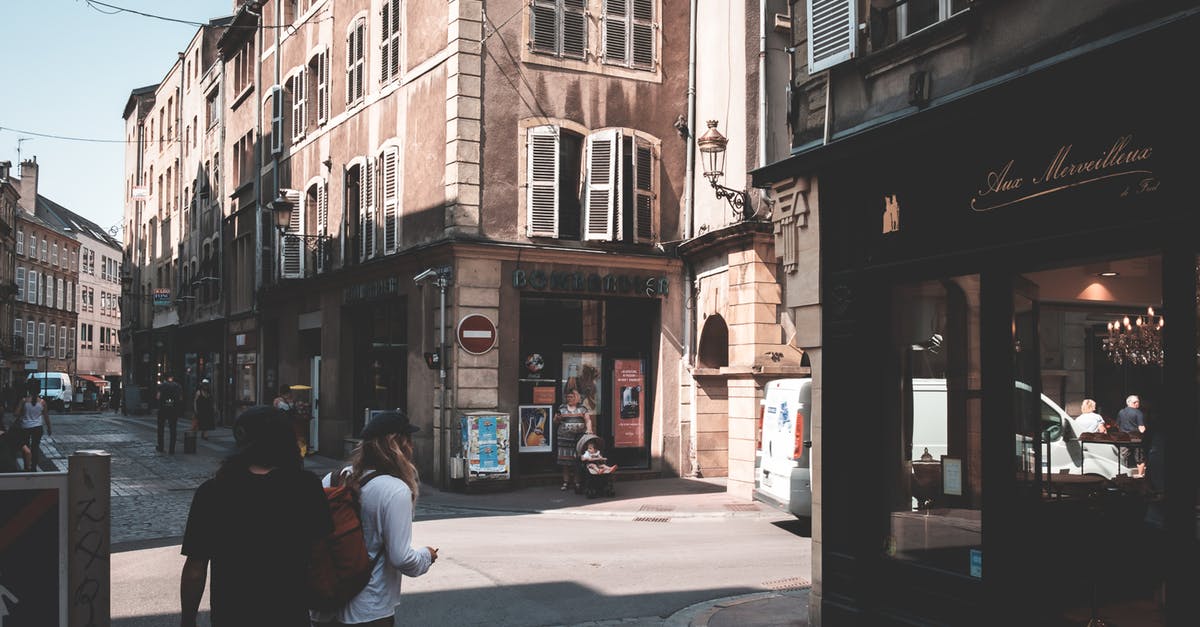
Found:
<box><xmin>575</xmin><ymin>433</ymin><xmax>616</xmax><ymax>498</ymax></box>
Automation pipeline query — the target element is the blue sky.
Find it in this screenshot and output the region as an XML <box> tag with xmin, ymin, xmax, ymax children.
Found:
<box><xmin>0</xmin><ymin>0</ymin><xmax>232</xmax><ymax>234</ymax></box>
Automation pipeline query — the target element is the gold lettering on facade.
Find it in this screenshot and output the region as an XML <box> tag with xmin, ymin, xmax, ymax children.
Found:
<box><xmin>971</xmin><ymin>134</ymin><xmax>1155</xmax><ymax>212</ymax></box>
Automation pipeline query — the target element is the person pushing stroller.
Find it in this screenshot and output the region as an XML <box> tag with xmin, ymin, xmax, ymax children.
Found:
<box><xmin>576</xmin><ymin>433</ymin><xmax>617</xmax><ymax>498</ymax></box>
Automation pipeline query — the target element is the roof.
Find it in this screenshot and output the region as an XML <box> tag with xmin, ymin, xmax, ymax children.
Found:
<box><xmin>123</xmin><ymin>84</ymin><xmax>159</xmax><ymax>120</ymax></box>
<box><xmin>34</xmin><ymin>195</ymin><xmax>122</xmax><ymax>249</ymax></box>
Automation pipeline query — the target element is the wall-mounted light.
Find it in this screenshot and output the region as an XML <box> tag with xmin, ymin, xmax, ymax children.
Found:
<box><xmin>696</xmin><ymin>120</ymin><xmax>754</xmax><ymax>221</ymax></box>
<box><xmin>267</xmin><ymin>190</ymin><xmax>330</xmax><ymax>243</ymax></box>
<box><xmin>1096</xmin><ymin>271</ymin><xmax>1119</xmax><ymax>278</ymax></box>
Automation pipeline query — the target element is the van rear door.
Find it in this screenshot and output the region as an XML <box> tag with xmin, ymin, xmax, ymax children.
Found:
<box><xmin>756</xmin><ymin>378</ymin><xmax>812</xmax><ymax>517</ymax></box>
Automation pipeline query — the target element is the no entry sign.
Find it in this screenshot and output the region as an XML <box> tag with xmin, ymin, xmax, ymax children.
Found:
<box><xmin>457</xmin><ymin>314</ymin><xmax>498</xmax><ymax>355</ymax></box>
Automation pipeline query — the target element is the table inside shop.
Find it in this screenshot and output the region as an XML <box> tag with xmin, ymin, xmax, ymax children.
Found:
<box><xmin>1079</xmin><ymin>433</ymin><xmax>1143</xmax><ymax>476</ymax></box>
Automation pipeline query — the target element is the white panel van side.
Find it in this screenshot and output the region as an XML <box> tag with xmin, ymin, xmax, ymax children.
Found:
<box><xmin>755</xmin><ymin>378</ymin><xmax>813</xmax><ymax>519</ymax></box>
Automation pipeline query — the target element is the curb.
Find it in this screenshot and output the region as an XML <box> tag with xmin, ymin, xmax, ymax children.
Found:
<box><xmin>663</xmin><ymin>588</ymin><xmax>812</xmax><ymax>626</ymax></box>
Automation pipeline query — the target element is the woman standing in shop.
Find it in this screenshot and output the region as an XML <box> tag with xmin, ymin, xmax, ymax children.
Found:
<box><xmin>192</xmin><ymin>379</ymin><xmax>216</xmax><ymax>440</ymax></box>
<box><xmin>555</xmin><ymin>387</ymin><xmax>593</xmax><ymax>491</ymax></box>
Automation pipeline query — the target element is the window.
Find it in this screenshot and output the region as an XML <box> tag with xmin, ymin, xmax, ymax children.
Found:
<box><xmin>16</xmin><ymin>267</ymin><xmax>24</xmax><ymax>301</ymax></box>
<box><xmin>289</xmin><ymin>70</ymin><xmax>307</xmax><ymax>141</ymax></box>
<box><xmin>359</xmin><ymin>159</ymin><xmax>376</xmax><ymax>261</ymax></box>
<box><xmin>59</xmin><ymin>324</ymin><xmax>67</xmax><ymax>358</ymax></box>
<box><xmin>602</xmin><ymin>0</ymin><xmax>656</xmax><ymax>69</ymax></box>
<box><xmin>57</xmin><ymin>278</ymin><xmax>64</xmax><ymax>309</ymax></box>
<box><xmin>380</xmin><ymin>0</ymin><xmax>401</xmax><ymax>84</ymax></box>
<box><xmin>45</xmin><ymin>277</ymin><xmax>52</xmax><ymax>307</ymax></box>
<box><xmin>898</xmin><ymin>0</ymin><xmax>970</xmax><ymax>38</ymax></box>
<box><xmin>67</xmin><ymin>281</ymin><xmax>73</xmax><ymax>312</ymax></box>
<box><xmin>29</xmin><ymin>234</ymin><xmax>36</xmax><ymax>259</ymax></box>
<box><xmin>52</xmin><ymin>242</ymin><xmax>58</xmax><ymax>266</ymax></box>
<box><xmin>531</xmin><ymin>0</ymin><xmax>587</xmax><ymax>60</ymax></box>
<box><xmin>14</xmin><ymin>318</ymin><xmax>22</xmax><ymax>353</ymax></box>
<box><xmin>207</xmin><ymin>89</ymin><xmax>220</xmax><ymax>128</ymax></box>
<box><xmin>48</xmin><ymin>325</ymin><xmax>56</xmax><ymax>358</ymax></box>
<box><xmin>16</xmin><ymin>227</ymin><xmax>22</xmax><ymax>255</ymax></box>
<box><xmin>525</xmin><ymin>125</ymin><xmax>658</xmax><ymax>243</ymax></box>
<box><xmin>41</xmin><ymin>237</ymin><xmax>47</xmax><ymax>262</ymax></box>
<box><xmin>312</xmin><ymin>50</ymin><xmax>331</xmax><ymax>125</ymax></box>
<box><xmin>69</xmin><ymin>328</ymin><xmax>76</xmax><ymax>357</ymax></box>
<box><xmin>37</xmin><ymin>323</ymin><xmax>45</xmax><ymax>356</ymax></box>
<box><xmin>26</xmin><ymin>321</ymin><xmax>35</xmax><ymax>356</ymax></box>
<box><xmin>279</xmin><ymin>189</ymin><xmax>304</xmax><ymax>278</ymax></box>
<box><xmin>346</xmin><ymin>18</ymin><xmax>366</xmax><ymax>104</ymax></box>
<box><xmin>28</xmin><ymin>271</ymin><xmax>37</xmax><ymax>305</ymax></box>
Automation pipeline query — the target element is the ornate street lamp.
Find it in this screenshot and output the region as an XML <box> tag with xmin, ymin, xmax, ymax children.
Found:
<box><xmin>696</xmin><ymin>120</ymin><xmax>754</xmax><ymax>221</ymax></box>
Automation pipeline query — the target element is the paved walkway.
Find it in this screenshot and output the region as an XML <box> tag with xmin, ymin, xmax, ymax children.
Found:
<box><xmin>37</xmin><ymin>411</ymin><xmax>810</xmax><ymax>626</ymax></box>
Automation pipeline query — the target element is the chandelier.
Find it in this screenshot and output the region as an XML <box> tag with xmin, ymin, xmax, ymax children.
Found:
<box><xmin>1103</xmin><ymin>307</ymin><xmax>1163</xmax><ymax>366</ymax></box>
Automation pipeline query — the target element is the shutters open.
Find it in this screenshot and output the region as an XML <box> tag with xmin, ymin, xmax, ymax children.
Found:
<box><xmin>632</xmin><ymin>136</ymin><xmax>656</xmax><ymax>242</ymax></box>
<box><xmin>584</xmin><ymin>129</ymin><xmax>620</xmax><ymax>241</ymax></box>
<box><xmin>317</xmin><ymin>179</ymin><xmax>329</xmax><ymax>273</ymax></box>
<box><xmin>291</xmin><ymin>71</ymin><xmax>306</xmax><ymax>141</ymax></box>
<box><xmin>317</xmin><ymin>51</ymin><xmax>330</xmax><ymax>124</ymax></box>
<box><xmin>270</xmin><ymin>86</ymin><xmax>284</xmax><ymax>154</ymax></box>
<box><xmin>380</xmin><ymin>2</ymin><xmax>392</xmax><ymax>83</ymax></box>
<box><xmin>280</xmin><ymin>188</ymin><xmax>304</xmax><ymax>278</ymax></box>
<box><xmin>531</xmin><ymin>1</ymin><xmax>559</xmax><ymax>55</ymax></box>
<box><xmin>527</xmin><ymin>126</ymin><xmax>560</xmax><ymax>237</ymax></box>
<box><xmin>381</xmin><ymin>147</ymin><xmax>399</xmax><ymax>254</ymax></box>
<box><xmin>563</xmin><ymin>0</ymin><xmax>587</xmax><ymax>59</ymax></box>
<box><xmin>362</xmin><ymin>157</ymin><xmax>376</xmax><ymax>259</ymax></box>
<box><xmin>389</xmin><ymin>0</ymin><xmax>401</xmax><ymax>80</ymax></box>
<box><xmin>603</xmin><ymin>0</ymin><xmax>628</xmax><ymax>65</ymax></box>
<box><xmin>346</xmin><ymin>28</ymin><xmax>355</xmax><ymax>104</ymax></box>
<box><xmin>808</xmin><ymin>0</ymin><xmax>858</xmax><ymax>73</ymax></box>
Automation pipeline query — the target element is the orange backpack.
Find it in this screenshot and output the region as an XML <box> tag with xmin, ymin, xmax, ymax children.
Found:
<box><xmin>307</xmin><ymin>471</ymin><xmax>381</xmax><ymax>610</ymax></box>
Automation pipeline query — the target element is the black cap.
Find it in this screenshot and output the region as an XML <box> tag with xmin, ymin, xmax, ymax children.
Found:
<box><xmin>233</xmin><ymin>405</ymin><xmax>290</xmax><ymax>450</ymax></box>
<box><xmin>361</xmin><ymin>410</ymin><xmax>420</xmax><ymax>440</ymax></box>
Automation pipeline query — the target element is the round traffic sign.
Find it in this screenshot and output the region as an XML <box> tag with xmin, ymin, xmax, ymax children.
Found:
<box><xmin>457</xmin><ymin>314</ymin><xmax>498</xmax><ymax>355</ymax></box>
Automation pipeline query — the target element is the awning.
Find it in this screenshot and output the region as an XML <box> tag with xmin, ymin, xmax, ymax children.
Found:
<box><xmin>77</xmin><ymin>375</ymin><xmax>106</xmax><ymax>385</ymax></box>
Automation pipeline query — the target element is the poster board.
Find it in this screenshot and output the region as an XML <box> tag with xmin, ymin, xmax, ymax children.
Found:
<box><xmin>0</xmin><ymin>472</ymin><xmax>68</xmax><ymax>626</ymax></box>
<box><xmin>461</xmin><ymin>412</ymin><xmax>510</xmax><ymax>481</ymax></box>
<box><xmin>612</xmin><ymin>359</ymin><xmax>645</xmax><ymax>448</ymax></box>
<box><xmin>561</xmin><ymin>352</ymin><xmax>602</xmax><ymax>416</ymax></box>
<box><xmin>518</xmin><ymin>405</ymin><xmax>552</xmax><ymax>452</ymax></box>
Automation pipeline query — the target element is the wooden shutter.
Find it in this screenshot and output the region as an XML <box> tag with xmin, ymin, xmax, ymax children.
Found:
<box><xmin>317</xmin><ymin>51</ymin><xmax>330</xmax><ymax>124</ymax></box>
<box><xmin>270</xmin><ymin>86</ymin><xmax>283</xmax><ymax>153</ymax></box>
<box><xmin>530</xmin><ymin>0</ymin><xmax>558</xmax><ymax>55</ymax></box>
<box><xmin>526</xmin><ymin>126</ymin><xmax>560</xmax><ymax>237</ymax></box>
<box><xmin>380</xmin><ymin>2</ymin><xmax>392</xmax><ymax>83</ymax></box>
<box><xmin>603</xmin><ymin>0</ymin><xmax>628</xmax><ymax>65</ymax></box>
<box><xmin>280</xmin><ymin>189</ymin><xmax>304</xmax><ymax>278</ymax></box>
<box><xmin>563</xmin><ymin>0</ymin><xmax>587</xmax><ymax>59</ymax></box>
<box><xmin>583</xmin><ymin>129</ymin><xmax>619</xmax><ymax>241</ymax></box>
<box><xmin>26</xmin><ymin>321</ymin><xmax>35</xmax><ymax>356</ymax></box>
<box><xmin>354</xmin><ymin>22</ymin><xmax>365</xmax><ymax>99</ymax></box>
<box><xmin>808</xmin><ymin>0</ymin><xmax>858</xmax><ymax>73</ymax></box>
<box><xmin>15</xmin><ymin>267</ymin><xmax>24</xmax><ymax>301</ymax></box>
<box><xmin>28</xmin><ymin>271</ymin><xmax>36</xmax><ymax>304</ymax></box>
<box><xmin>346</xmin><ymin>27</ymin><xmax>355</xmax><ymax>104</ymax></box>
<box><xmin>363</xmin><ymin>158</ymin><xmax>376</xmax><ymax>258</ymax></box>
<box><xmin>389</xmin><ymin>0</ymin><xmax>400</xmax><ymax>80</ymax></box>
<box><xmin>317</xmin><ymin>180</ymin><xmax>329</xmax><ymax>272</ymax></box>
<box><xmin>632</xmin><ymin>137</ymin><xmax>655</xmax><ymax>242</ymax></box>
<box><xmin>631</xmin><ymin>0</ymin><xmax>655</xmax><ymax>69</ymax></box>
<box><xmin>382</xmin><ymin>147</ymin><xmax>399</xmax><ymax>254</ymax></box>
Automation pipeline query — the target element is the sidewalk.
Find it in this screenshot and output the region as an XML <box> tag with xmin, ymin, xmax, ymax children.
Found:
<box><xmin>39</xmin><ymin>411</ymin><xmax>811</xmax><ymax>626</ymax></box>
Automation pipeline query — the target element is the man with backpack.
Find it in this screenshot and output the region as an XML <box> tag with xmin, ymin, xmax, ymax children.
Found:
<box><xmin>156</xmin><ymin>373</ymin><xmax>183</xmax><ymax>454</ymax></box>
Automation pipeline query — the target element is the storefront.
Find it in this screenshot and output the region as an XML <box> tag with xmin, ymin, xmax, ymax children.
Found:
<box><xmin>756</xmin><ymin>18</ymin><xmax>1198</xmax><ymax>626</ymax></box>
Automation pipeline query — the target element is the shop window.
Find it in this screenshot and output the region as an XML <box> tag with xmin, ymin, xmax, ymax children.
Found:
<box><xmin>352</xmin><ymin>299</ymin><xmax>407</xmax><ymax>435</ymax></box>
<box><xmin>526</xmin><ymin>125</ymin><xmax>658</xmax><ymax>243</ymax></box>
<box><xmin>885</xmin><ymin>275</ymin><xmax>981</xmax><ymax>577</ymax></box>
<box><xmin>698</xmin><ymin>315</ymin><xmax>729</xmax><ymax>368</ymax></box>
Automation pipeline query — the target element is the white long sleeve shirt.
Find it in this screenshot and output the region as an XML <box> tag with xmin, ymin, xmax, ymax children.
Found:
<box><xmin>311</xmin><ymin>470</ymin><xmax>433</xmax><ymax>624</ymax></box>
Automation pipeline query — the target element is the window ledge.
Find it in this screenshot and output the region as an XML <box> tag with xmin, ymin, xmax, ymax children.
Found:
<box><xmin>229</xmin><ymin>84</ymin><xmax>254</xmax><ymax>110</ymax></box>
<box><xmin>860</xmin><ymin>10</ymin><xmax>975</xmax><ymax>80</ymax></box>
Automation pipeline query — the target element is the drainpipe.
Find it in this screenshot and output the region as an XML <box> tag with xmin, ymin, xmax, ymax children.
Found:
<box><xmin>759</xmin><ymin>0</ymin><xmax>768</xmax><ymax>168</ymax></box>
<box><xmin>684</xmin><ymin>0</ymin><xmax>699</xmax><ymax>477</ymax></box>
<box><xmin>437</xmin><ymin>272</ymin><xmax>448</xmax><ymax>489</ymax></box>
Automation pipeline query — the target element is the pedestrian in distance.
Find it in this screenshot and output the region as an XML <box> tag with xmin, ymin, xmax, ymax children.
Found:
<box><xmin>311</xmin><ymin>410</ymin><xmax>438</xmax><ymax>627</ymax></box>
<box><xmin>157</xmin><ymin>373</ymin><xmax>184</xmax><ymax>454</ymax></box>
<box><xmin>1116</xmin><ymin>394</ymin><xmax>1147</xmax><ymax>477</ymax></box>
<box><xmin>1072</xmin><ymin>398</ymin><xmax>1107</xmax><ymax>435</ymax></box>
<box><xmin>15</xmin><ymin>380</ymin><xmax>50</xmax><ymax>472</ymax></box>
<box><xmin>192</xmin><ymin>379</ymin><xmax>215</xmax><ymax>440</ymax></box>
<box><xmin>180</xmin><ymin>405</ymin><xmax>333</xmax><ymax>627</ymax></box>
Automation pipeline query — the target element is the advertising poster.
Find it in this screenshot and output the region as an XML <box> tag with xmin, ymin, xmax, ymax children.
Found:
<box><xmin>612</xmin><ymin>359</ymin><xmax>645</xmax><ymax>448</ymax></box>
<box><xmin>461</xmin><ymin>413</ymin><xmax>509</xmax><ymax>479</ymax></box>
<box><xmin>0</xmin><ymin>486</ymin><xmax>64</xmax><ymax>626</ymax></box>
<box><xmin>561</xmin><ymin>352</ymin><xmax>602</xmax><ymax>416</ymax></box>
<box><xmin>518</xmin><ymin>405</ymin><xmax>553</xmax><ymax>452</ymax></box>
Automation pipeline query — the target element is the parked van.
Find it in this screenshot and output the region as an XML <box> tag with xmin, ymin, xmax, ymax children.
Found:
<box><xmin>27</xmin><ymin>372</ymin><xmax>73</xmax><ymax>411</ymax></box>
<box><xmin>756</xmin><ymin>378</ymin><xmax>812</xmax><ymax>519</ymax></box>
<box><xmin>913</xmin><ymin>378</ymin><xmax>1119</xmax><ymax>478</ymax></box>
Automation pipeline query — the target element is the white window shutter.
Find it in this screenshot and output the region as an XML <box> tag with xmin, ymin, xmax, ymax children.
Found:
<box><xmin>16</xmin><ymin>267</ymin><xmax>24</xmax><ymax>301</ymax></box>
<box><xmin>26</xmin><ymin>321</ymin><xmax>35</xmax><ymax>356</ymax></box>
<box><xmin>382</xmin><ymin>147</ymin><xmax>398</xmax><ymax>254</ymax></box>
<box><xmin>631</xmin><ymin>0</ymin><xmax>655</xmax><ymax>70</ymax></box>
<box><xmin>28</xmin><ymin>271</ymin><xmax>36</xmax><ymax>304</ymax></box>
<box><xmin>380</xmin><ymin>3</ymin><xmax>391</xmax><ymax>83</ymax></box>
<box><xmin>530</xmin><ymin>1</ymin><xmax>558</xmax><ymax>55</ymax></box>
<box><xmin>280</xmin><ymin>189</ymin><xmax>304</xmax><ymax>278</ymax></box>
<box><xmin>57</xmin><ymin>278</ymin><xmax>64</xmax><ymax>309</ymax></box>
<box><xmin>358</xmin><ymin>162</ymin><xmax>369</xmax><ymax>261</ymax></box>
<box><xmin>526</xmin><ymin>126</ymin><xmax>560</xmax><ymax>237</ymax></box>
<box><xmin>364</xmin><ymin>158</ymin><xmax>377</xmax><ymax>258</ymax></box>
<box><xmin>563</xmin><ymin>0</ymin><xmax>587</xmax><ymax>59</ymax></box>
<box><xmin>389</xmin><ymin>0</ymin><xmax>400</xmax><ymax>80</ymax></box>
<box><xmin>355</xmin><ymin>23</ymin><xmax>365</xmax><ymax>100</ymax></box>
<box><xmin>808</xmin><ymin>0</ymin><xmax>858</xmax><ymax>73</ymax></box>
<box><xmin>584</xmin><ymin>129</ymin><xmax>620</xmax><ymax>241</ymax></box>
<box><xmin>271</xmin><ymin>86</ymin><xmax>283</xmax><ymax>154</ymax></box>
<box><xmin>603</xmin><ymin>0</ymin><xmax>629</xmax><ymax>65</ymax></box>
<box><xmin>317</xmin><ymin>180</ymin><xmax>329</xmax><ymax>272</ymax></box>
<box><xmin>346</xmin><ymin>30</ymin><xmax>354</xmax><ymax>104</ymax></box>
<box><xmin>632</xmin><ymin>137</ymin><xmax>655</xmax><ymax>242</ymax></box>
<box><xmin>317</xmin><ymin>52</ymin><xmax>330</xmax><ymax>124</ymax></box>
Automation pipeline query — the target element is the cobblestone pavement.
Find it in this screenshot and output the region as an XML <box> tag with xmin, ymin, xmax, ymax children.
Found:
<box><xmin>39</xmin><ymin>411</ymin><xmax>341</xmax><ymax>548</ymax></box>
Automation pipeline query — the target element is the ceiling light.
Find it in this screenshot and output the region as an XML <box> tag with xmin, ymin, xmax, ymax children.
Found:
<box><xmin>1096</xmin><ymin>271</ymin><xmax>1119</xmax><ymax>278</ymax></box>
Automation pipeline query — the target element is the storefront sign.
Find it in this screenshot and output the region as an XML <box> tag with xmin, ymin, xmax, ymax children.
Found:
<box><xmin>971</xmin><ymin>134</ymin><xmax>1157</xmax><ymax>213</ymax></box>
<box><xmin>612</xmin><ymin>359</ymin><xmax>645</xmax><ymax>448</ymax></box>
<box><xmin>152</xmin><ymin>288</ymin><xmax>171</xmax><ymax>306</ymax></box>
<box><xmin>513</xmin><ymin>268</ymin><xmax>668</xmax><ymax>297</ymax></box>
<box><xmin>531</xmin><ymin>385</ymin><xmax>556</xmax><ymax>404</ymax></box>
<box><xmin>343</xmin><ymin>276</ymin><xmax>399</xmax><ymax>304</ymax></box>
<box><xmin>457</xmin><ymin>314</ymin><xmax>498</xmax><ymax>355</ymax></box>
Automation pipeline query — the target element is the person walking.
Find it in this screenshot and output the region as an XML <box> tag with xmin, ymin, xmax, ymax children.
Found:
<box><xmin>311</xmin><ymin>410</ymin><xmax>438</xmax><ymax>627</ymax></box>
<box><xmin>192</xmin><ymin>379</ymin><xmax>216</xmax><ymax>440</ymax></box>
<box><xmin>15</xmin><ymin>381</ymin><xmax>50</xmax><ymax>472</ymax></box>
<box><xmin>1116</xmin><ymin>394</ymin><xmax>1147</xmax><ymax>477</ymax></box>
<box><xmin>179</xmin><ymin>405</ymin><xmax>332</xmax><ymax>627</ymax></box>
<box><xmin>156</xmin><ymin>374</ymin><xmax>183</xmax><ymax>454</ymax></box>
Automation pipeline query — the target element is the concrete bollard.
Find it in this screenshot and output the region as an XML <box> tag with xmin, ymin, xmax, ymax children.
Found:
<box><xmin>68</xmin><ymin>450</ymin><xmax>110</xmax><ymax>627</ymax></box>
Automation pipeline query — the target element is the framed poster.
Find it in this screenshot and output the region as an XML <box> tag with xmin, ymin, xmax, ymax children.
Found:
<box><xmin>942</xmin><ymin>456</ymin><xmax>963</xmax><ymax>496</ymax></box>
<box><xmin>612</xmin><ymin>359</ymin><xmax>645</xmax><ymax>448</ymax></box>
<box><xmin>518</xmin><ymin>405</ymin><xmax>553</xmax><ymax>452</ymax></box>
<box><xmin>561</xmin><ymin>352</ymin><xmax>602</xmax><ymax>416</ymax></box>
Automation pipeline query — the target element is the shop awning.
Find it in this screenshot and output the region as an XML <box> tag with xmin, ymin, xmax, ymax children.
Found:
<box><xmin>77</xmin><ymin>375</ymin><xmax>106</xmax><ymax>384</ymax></box>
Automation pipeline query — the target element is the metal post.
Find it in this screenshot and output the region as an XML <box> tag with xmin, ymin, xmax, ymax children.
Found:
<box><xmin>68</xmin><ymin>450</ymin><xmax>110</xmax><ymax>627</ymax></box>
<box><xmin>437</xmin><ymin>272</ymin><xmax>448</xmax><ymax>489</ymax></box>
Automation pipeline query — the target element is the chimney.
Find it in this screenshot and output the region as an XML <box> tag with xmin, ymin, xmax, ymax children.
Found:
<box><xmin>17</xmin><ymin>157</ymin><xmax>38</xmax><ymax>213</ymax></box>
<box><xmin>0</xmin><ymin>160</ymin><xmax>10</xmax><ymax>180</ymax></box>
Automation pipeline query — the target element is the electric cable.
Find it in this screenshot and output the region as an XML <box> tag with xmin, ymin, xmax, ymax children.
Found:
<box><xmin>0</xmin><ymin>125</ymin><xmax>134</xmax><ymax>144</ymax></box>
<box><xmin>81</xmin><ymin>0</ymin><xmax>330</xmax><ymax>30</ymax></box>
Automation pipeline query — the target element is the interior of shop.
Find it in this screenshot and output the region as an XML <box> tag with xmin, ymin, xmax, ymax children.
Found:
<box><xmin>886</xmin><ymin>255</ymin><xmax>1169</xmax><ymax>625</ymax></box>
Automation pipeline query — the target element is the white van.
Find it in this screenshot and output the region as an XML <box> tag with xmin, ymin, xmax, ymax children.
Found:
<box><xmin>913</xmin><ymin>378</ymin><xmax>1120</xmax><ymax>478</ymax></box>
<box><xmin>28</xmin><ymin>372</ymin><xmax>73</xmax><ymax>411</ymax></box>
<box><xmin>756</xmin><ymin>378</ymin><xmax>812</xmax><ymax>519</ymax></box>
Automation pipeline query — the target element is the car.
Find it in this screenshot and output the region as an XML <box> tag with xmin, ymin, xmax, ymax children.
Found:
<box><xmin>27</xmin><ymin>372</ymin><xmax>73</xmax><ymax>411</ymax></box>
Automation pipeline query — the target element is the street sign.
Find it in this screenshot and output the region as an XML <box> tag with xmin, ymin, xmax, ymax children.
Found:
<box><xmin>457</xmin><ymin>314</ymin><xmax>497</xmax><ymax>355</ymax></box>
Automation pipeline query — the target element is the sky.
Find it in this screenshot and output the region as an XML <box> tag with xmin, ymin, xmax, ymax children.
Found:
<box><xmin>0</xmin><ymin>0</ymin><xmax>234</xmax><ymax>235</ymax></box>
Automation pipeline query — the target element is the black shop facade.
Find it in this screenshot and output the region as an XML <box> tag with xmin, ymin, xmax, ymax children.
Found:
<box><xmin>753</xmin><ymin>27</ymin><xmax>1198</xmax><ymax>627</ymax></box>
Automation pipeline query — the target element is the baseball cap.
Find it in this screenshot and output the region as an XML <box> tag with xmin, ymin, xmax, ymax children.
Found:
<box><xmin>360</xmin><ymin>410</ymin><xmax>420</xmax><ymax>440</ymax></box>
